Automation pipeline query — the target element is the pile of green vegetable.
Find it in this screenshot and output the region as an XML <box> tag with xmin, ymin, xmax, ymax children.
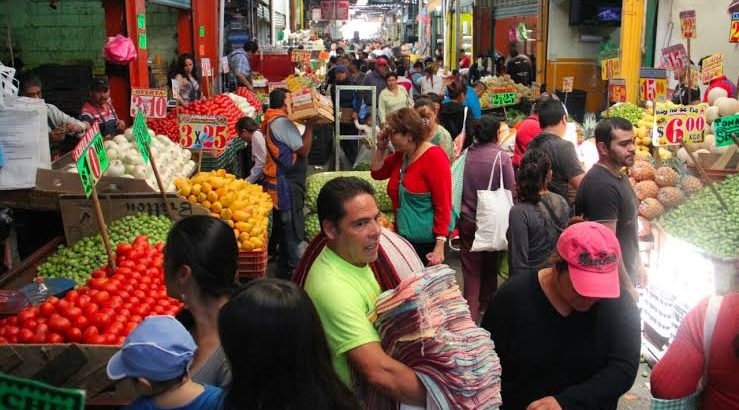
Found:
<box><xmin>658</xmin><ymin>174</ymin><xmax>739</xmax><ymax>258</ymax></box>
<box><xmin>306</xmin><ymin>171</ymin><xmax>392</xmax><ymax>212</ymax></box>
<box><xmin>38</xmin><ymin>214</ymin><xmax>172</xmax><ymax>286</ymax></box>
<box><xmin>600</xmin><ymin>102</ymin><xmax>645</xmax><ymax>125</ymax></box>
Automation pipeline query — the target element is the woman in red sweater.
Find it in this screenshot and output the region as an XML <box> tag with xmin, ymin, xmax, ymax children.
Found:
<box><xmin>651</xmin><ymin>292</ymin><xmax>739</xmax><ymax>409</ymax></box>
<box><xmin>371</xmin><ymin>108</ymin><xmax>452</xmax><ymax>266</ymax></box>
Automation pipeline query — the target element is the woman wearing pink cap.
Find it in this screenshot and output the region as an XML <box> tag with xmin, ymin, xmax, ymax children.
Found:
<box><xmin>482</xmin><ymin>220</ymin><xmax>640</xmax><ymax>410</ymax></box>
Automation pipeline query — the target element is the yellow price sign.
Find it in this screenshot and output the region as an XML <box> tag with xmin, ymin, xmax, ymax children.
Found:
<box><xmin>601</xmin><ymin>57</ymin><xmax>620</xmax><ymax>81</ymax></box>
<box><xmin>639</xmin><ymin>78</ymin><xmax>667</xmax><ymax>102</ymax></box>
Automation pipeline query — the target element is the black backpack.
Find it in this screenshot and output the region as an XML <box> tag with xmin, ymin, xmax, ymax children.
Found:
<box><xmin>507</xmin><ymin>56</ymin><xmax>531</xmax><ymax>86</ymax></box>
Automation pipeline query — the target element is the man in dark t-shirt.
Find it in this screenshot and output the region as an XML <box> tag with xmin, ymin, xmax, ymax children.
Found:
<box><xmin>527</xmin><ymin>98</ymin><xmax>584</xmax><ymax>205</ymax></box>
<box><xmin>575</xmin><ymin>117</ymin><xmax>646</xmax><ymax>291</ymax></box>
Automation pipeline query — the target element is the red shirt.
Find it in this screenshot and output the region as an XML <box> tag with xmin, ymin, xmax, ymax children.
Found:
<box><xmin>459</xmin><ymin>55</ymin><xmax>471</xmax><ymax>69</ymax></box>
<box><xmin>651</xmin><ymin>294</ymin><xmax>739</xmax><ymax>409</ymax></box>
<box><xmin>513</xmin><ymin>114</ymin><xmax>540</xmax><ymax>167</ymax></box>
<box><xmin>371</xmin><ymin>146</ymin><xmax>452</xmax><ymax>237</ymax></box>
<box><xmin>702</xmin><ymin>76</ymin><xmax>736</xmax><ymax>102</ymax></box>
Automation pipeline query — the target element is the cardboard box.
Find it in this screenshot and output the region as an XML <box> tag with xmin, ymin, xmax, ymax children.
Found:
<box><xmin>59</xmin><ymin>193</ymin><xmax>210</xmax><ymax>244</ymax></box>
<box><xmin>0</xmin><ymin>343</ymin><xmax>136</xmax><ymax>405</ymax></box>
<box><xmin>289</xmin><ymin>91</ymin><xmax>334</xmax><ymax>124</ymax></box>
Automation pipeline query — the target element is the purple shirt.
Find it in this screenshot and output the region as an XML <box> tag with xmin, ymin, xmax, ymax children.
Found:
<box><xmin>461</xmin><ymin>143</ymin><xmax>517</xmax><ymax>221</ymax></box>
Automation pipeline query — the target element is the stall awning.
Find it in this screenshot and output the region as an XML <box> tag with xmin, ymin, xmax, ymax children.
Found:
<box><xmin>148</xmin><ymin>0</ymin><xmax>191</xmax><ymax>10</ymax></box>
<box><xmin>493</xmin><ymin>0</ymin><xmax>537</xmax><ymax>19</ymax></box>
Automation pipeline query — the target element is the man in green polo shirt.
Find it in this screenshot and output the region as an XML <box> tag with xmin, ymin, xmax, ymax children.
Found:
<box><xmin>304</xmin><ymin>177</ymin><xmax>426</xmax><ymax>406</ymax></box>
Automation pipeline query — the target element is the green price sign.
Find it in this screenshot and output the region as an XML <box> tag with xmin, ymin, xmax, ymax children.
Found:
<box><xmin>492</xmin><ymin>92</ymin><xmax>516</xmax><ymax>107</ymax></box>
<box><xmin>76</xmin><ymin>132</ymin><xmax>110</xmax><ymax>197</ymax></box>
<box><xmin>199</xmin><ymin>25</ymin><xmax>205</xmax><ymax>37</ymax></box>
<box><xmin>137</xmin><ymin>13</ymin><xmax>146</xmax><ymax>30</ymax></box>
<box><xmin>0</xmin><ymin>372</ymin><xmax>85</xmax><ymax>410</ymax></box>
<box><xmin>714</xmin><ymin>114</ymin><xmax>739</xmax><ymax>148</ymax></box>
<box><xmin>133</xmin><ymin>109</ymin><xmax>151</xmax><ymax>163</ymax></box>
<box><xmin>138</xmin><ymin>33</ymin><xmax>147</xmax><ymax>49</ymax></box>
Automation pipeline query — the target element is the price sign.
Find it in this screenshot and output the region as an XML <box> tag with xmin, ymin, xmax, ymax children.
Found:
<box><xmin>491</xmin><ymin>87</ymin><xmax>516</xmax><ymax>107</ymax></box>
<box><xmin>700</xmin><ymin>53</ymin><xmax>724</xmax><ymax>84</ymax></box>
<box><xmin>639</xmin><ymin>68</ymin><xmax>668</xmax><ymax>102</ymax></box>
<box><xmin>268</xmin><ymin>82</ymin><xmax>287</xmax><ymax>93</ymax></box>
<box><xmin>133</xmin><ymin>110</ymin><xmax>151</xmax><ymax>163</ymax></box>
<box><xmin>608</xmin><ymin>78</ymin><xmax>627</xmax><ymax>103</ymax></box>
<box><xmin>0</xmin><ymin>372</ymin><xmax>85</xmax><ymax>410</ymax></box>
<box><xmin>679</xmin><ymin>10</ymin><xmax>697</xmax><ymax>39</ymax></box>
<box><xmin>661</xmin><ymin>44</ymin><xmax>689</xmax><ymax>71</ymax></box>
<box><xmin>562</xmin><ymin>76</ymin><xmax>574</xmax><ymax>93</ymax></box>
<box><xmin>531</xmin><ymin>82</ymin><xmax>541</xmax><ymax>100</ymax></box>
<box><xmin>653</xmin><ymin>104</ymin><xmax>707</xmax><ymax>146</ymax></box>
<box><xmin>714</xmin><ymin>114</ymin><xmax>739</xmax><ymax>148</ymax></box>
<box><xmin>72</xmin><ymin>122</ymin><xmax>100</xmax><ymax>161</ymax></box>
<box><xmin>130</xmin><ymin>88</ymin><xmax>167</xmax><ymax>118</ymax></box>
<box><xmin>601</xmin><ymin>58</ymin><xmax>620</xmax><ymax>81</ymax></box>
<box><xmin>76</xmin><ymin>131</ymin><xmax>110</xmax><ymax>197</ymax></box>
<box><xmin>201</xmin><ymin>57</ymin><xmax>212</xmax><ymax>77</ymax></box>
<box><xmin>178</xmin><ymin>114</ymin><xmax>228</xmax><ymax>153</ymax></box>
<box><xmin>291</xmin><ymin>50</ymin><xmax>312</xmax><ymax>66</ymax></box>
<box><xmin>731</xmin><ymin>12</ymin><xmax>739</xmax><ymax>43</ymax></box>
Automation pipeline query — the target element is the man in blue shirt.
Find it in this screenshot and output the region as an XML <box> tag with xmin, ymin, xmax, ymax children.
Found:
<box><xmin>228</xmin><ymin>41</ymin><xmax>258</xmax><ymax>90</ymax></box>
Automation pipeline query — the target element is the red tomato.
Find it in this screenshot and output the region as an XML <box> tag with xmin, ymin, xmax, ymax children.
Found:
<box><xmin>18</xmin><ymin>328</ymin><xmax>34</xmax><ymax>343</ymax></box>
<box><xmin>117</xmin><ymin>336</ymin><xmax>126</xmax><ymax>345</ymax></box>
<box><xmin>133</xmin><ymin>305</ymin><xmax>149</xmax><ymax>317</ymax></box>
<box><xmin>128</xmin><ymin>296</ymin><xmax>140</xmax><ymax>305</ymax></box>
<box><xmin>134</xmin><ymin>264</ymin><xmax>148</xmax><ymax>273</ymax></box>
<box><xmin>0</xmin><ymin>337</ymin><xmax>8</xmax><ymax>344</ymax></box>
<box><xmin>31</xmin><ymin>330</ymin><xmax>47</xmax><ymax>344</ymax></box>
<box><xmin>47</xmin><ymin>296</ymin><xmax>60</xmax><ymax>304</ymax></box>
<box><xmin>77</xmin><ymin>295</ymin><xmax>92</xmax><ymax>308</ymax></box>
<box><xmin>111</xmin><ymin>273</ymin><xmax>126</xmax><ymax>282</ymax></box>
<box><xmin>93</xmin><ymin>291</ymin><xmax>110</xmax><ymax>305</ymax></box>
<box><xmin>132</xmin><ymin>290</ymin><xmax>146</xmax><ymax>299</ymax></box>
<box><xmin>91</xmin><ymin>269</ymin><xmax>107</xmax><ymax>279</ymax></box>
<box><xmin>106</xmin><ymin>322</ymin><xmax>124</xmax><ymax>337</ymax></box>
<box><xmin>120</xmin><ymin>260</ymin><xmax>136</xmax><ymax>269</ymax></box>
<box><xmin>77</xmin><ymin>286</ymin><xmax>90</xmax><ymax>295</ymax></box>
<box><xmin>93</xmin><ymin>312</ymin><xmax>111</xmax><ymax>329</ymax></box>
<box><xmin>154</xmin><ymin>243</ymin><xmax>165</xmax><ymax>253</ymax></box>
<box><xmin>140</xmin><ymin>276</ymin><xmax>152</xmax><ymax>285</ymax></box>
<box><xmin>65</xmin><ymin>290</ymin><xmax>79</xmax><ymax>303</ymax></box>
<box><xmin>46</xmin><ymin>333</ymin><xmax>64</xmax><ymax>344</ymax></box>
<box><xmin>82</xmin><ymin>326</ymin><xmax>100</xmax><ymax>343</ymax></box>
<box><xmin>3</xmin><ymin>326</ymin><xmax>19</xmax><ymax>338</ymax></box>
<box><xmin>103</xmin><ymin>283</ymin><xmax>118</xmax><ymax>293</ymax></box>
<box><xmin>112</xmin><ymin>314</ymin><xmax>128</xmax><ymax>323</ymax></box>
<box><xmin>144</xmin><ymin>297</ymin><xmax>156</xmax><ymax>306</ymax></box>
<box><xmin>6</xmin><ymin>317</ymin><xmax>17</xmax><ymax>325</ymax></box>
<box><xmin>123</xmin><ymin>322</ymin><xmax>139</xmax><ymax>335</ymax></box>
<box><xmin>36</xmin><ymin>323</ymin><xmax>49</xmax><ymax>334</ymax></box>
<box><xmin>103</xmin><ymin>333</ymin><xmax>117</xmax><ymax>345</ymax></box>
<box><xmin>65</xmin><ymin>327</ymin><xmax>82</xmax><ymax>343</ymax></box>
<box><xmin>130</xmin><ymin>315</ymin><xmax>143</xmax><ymax>324</ymax></box>
<box><xmin>89</xmin><ymin>278</ymin><xmax>108</xmax><ymax>290</ymax></box>
<box><xmin>48</xmin><ymin>315</ymin><xmax>72</xmax><ymax>334</ymax></box>
<box><xmin>18</xmin><ymin>308</ymin><xmax>37</xmax><ymax>324</ymax></box>
<box><xmin>39</xmin><ymin>302</ymin><xmax>56</xmax><ymax>317</ymax></box>
<box><xmin>153</xmin><ymin>305</ymin><xmax>165</xmax><ymax>315</ymax></box>
<box><xmin>117</xmin><ymin>290</ymin><xmax>130</xmax><ymax>300</ymax></box>
<box><xmin>83</xmin><ymin>303</ymin><xmax>100</xmax><ymax>317</ymax></box>
<box><xmin>117</xmin><ymin>243</ymin><xmax>133</xmax><ymax>256</ymax></box>
<box><xmin>121</xmin><ymin>302</ymin><xmax>133</xmax><ymax>311</ymax></box>
<box><xmin>73</xmin><ymin>315</ymin><xmax>90</xmax><ymax>329</ymax></box>
<box><xmin>65</xmin><ymin>307</ymin><xmax>83</xmax><ymax>321</ymax></box>
<box><xmin>22</xmin><ymin>319</ymin><xmax>38</xmax><ymax>330</ymax></box>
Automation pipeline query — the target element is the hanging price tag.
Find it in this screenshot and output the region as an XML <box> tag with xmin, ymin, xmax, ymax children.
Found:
<box><xmin>661</xmin><ymin>44</ymin><xmax>689</xmax><ymax>71</ymax></box>
<box><xmin>608</xmin><ymin>78</ymin><xmax>627</xmax><ymax>103</ymax></box>
<box><xmin>731</xmin><ymin>12</ymin><xmax>739</xmax><ymax>43</ymax></box>
<box><xmin>601</xmin><ymin>58</ymin><xmax>620</xmax><ymax>81</ymax></box>
<box><xmin>490</xmin><ymin>87</ymin><xmax>517</xmax><ymax>107</ymax></box>
<box><xmin>562</xmin><ymin>76</ymin><xmax>574</xmax><ymax>93</ymax></box>
<box><xmin>130</xmin><ymin>88</ymin><xmax>168</xmax><ymax>118</ymax></box>
<box><xmin>201</xmin><ymin>58</ymin><xmax>213</xmax><ymax>77</ymax></box>
<box><xmin>653</xmin><ymin>104</ymin><xmax>708</xmax><ymax>146</ymax></box>
<box><xmin>178</xmin><ymin>114</ymin><xmax>228</xmax><ymax>153</ymax></box>
<box><xmin>679</xmin><ymin>10</ymin><xmax>697</xmax><ymax>39</ymax></box>
<box><xmin>700</xmin><ymin>53</ymin><xmax>724</xmax><ymax>84</ymax></box>
<box><xmin>76</xmin><ymin>132</ymin><xmax>110</xmax><ymax>197</ymax></box>
<box><xmin>638</xmin><ymin>68</ymin><xmax>668</xmax><ymax>102</ymax></box>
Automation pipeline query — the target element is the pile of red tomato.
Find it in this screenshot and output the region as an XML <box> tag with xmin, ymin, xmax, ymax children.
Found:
<box><xmin>234</xmin><ymin>87</ymin><xmax>263</xmax><ymax>112</ymax></box>
<box><xmin>0</xmin><ymin>236</ymin><xmax>183</xmax><ymax>345</ymax></box>
<box><xmin>147</xmin><ymin>94</ymin><xmax>245</xmax><ymax>147</ymax></box>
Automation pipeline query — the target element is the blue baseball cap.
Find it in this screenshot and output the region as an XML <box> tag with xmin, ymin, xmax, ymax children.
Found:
<box><xmin>107</xmin><ymin>316</ymin><xmax>196</xmax><ymax>382</ymax></box>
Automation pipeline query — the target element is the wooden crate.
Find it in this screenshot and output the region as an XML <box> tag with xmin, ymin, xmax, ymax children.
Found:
<box><xmin>0</xmin><ymin>237</ymin><xmax>63</xmax><ymax>291</ymax></box>
<box><xmin>289</xmin><ymin>91</ymin><xmax>334</xmax><ymax>124</ymax></box>
<box><xmin>0</xmin><ymin>343</ymin><xmax>136</xmax><ymax>405</ymax></box>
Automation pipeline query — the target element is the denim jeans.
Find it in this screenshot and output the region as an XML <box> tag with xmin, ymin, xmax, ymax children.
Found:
<box><xmin>278</xmin><ymin>209</ymin><xmax>301</xmax><ymax>279</ymax></box>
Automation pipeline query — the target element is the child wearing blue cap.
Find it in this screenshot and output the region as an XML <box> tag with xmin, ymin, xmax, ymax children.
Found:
<box><xmin>107</xmin><ymin>315</ymin><xmax>224</xmax><ymax>410</ymax></box>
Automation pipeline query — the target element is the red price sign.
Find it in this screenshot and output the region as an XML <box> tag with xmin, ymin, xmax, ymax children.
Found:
<box><xmin>639</xmin><ymin>78</ymin><xmax>667</xmax><ymax>102</ymax></box>
<box><xmin>608</xmin><ymin>79</ymin><xmax>627</xmax><ymax>103</ymax></box>
<box><xmin>679</xmin><ymin>10</ymin><xmax>696</xmax><ymax>39</ymax></box>
<box><xmin>177</xmin><ymin>114</ymin><xmax>228</xmax><ymax>153</ymax></box>
<box><xmin>654</xmin><ymin>104</ymin><xmax>707</xmax><ymax>145</ymax></box>
<box><xmin>601</xmin><ymin>58</ymin><xmax>620</xmax><ymax>81</ymax></box>
<box><xmin>130</xmin><ymin>88</ymin><xmax>167</xmax><ymax>118</ymax></box>
<box><xmin>661</xmin><ymin>44</ymin><xmax>689</xmax><ymax>71</ymax></box>
<box><xmin>72</xmin><ymin>122</ymin><xmax>100</xmax><ymax>161</ymax></box>
<box><xmin>731</xmin><ymin>12</ymin><xmax>739</xmax><ymax>43</ymax></box>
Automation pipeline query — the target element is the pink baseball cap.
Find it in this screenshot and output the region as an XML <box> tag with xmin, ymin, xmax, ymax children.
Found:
<box><xmin>556</xmin><ymin>222</ymin><xmax>622</xmax><ymax>299</ymax></box>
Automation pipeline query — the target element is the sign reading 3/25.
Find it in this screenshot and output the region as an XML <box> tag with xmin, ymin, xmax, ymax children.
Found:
<box><xmin>178</xmin><ymin>114</ymin><xmax>228</xmax><ymax>152</ymax></box>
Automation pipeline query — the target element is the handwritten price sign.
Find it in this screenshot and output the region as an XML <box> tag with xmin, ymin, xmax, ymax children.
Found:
<box><xmin>653</xmin><ymin>104</ymin><xmax>707</xmax><ymax>146</ymax></box>
<box><xmin>700</xmin><ymin>53</ymin><xmax>724</xmax><ymax>84</ymax></box>
<box><xmin>491</xmin><ymin>87</ymin><xmax>516</xmax><ymax>107</ymax></box>
<box><xmin>601</xmin><ymin>58</ymin><xmax>620</xmax><ymax>81</ymax></box>
<box><xmin>291</xmin><ymin>50</ymin><xmax>312</xmax><ymax>66</ymax></box>
<box><xmin>130</xmin><ymin>88</ymin><xmax>167</xmax><ymax>118</ymax></box>
<box><xmin>608</xmin><ymin>79</ymin><xmax>627</xmax><ymax>103</ymax></box>
<box><xmin>76</xmin><ymin>132</ymin><xmax>110</xmax><ymax>197</ymax></box>
<box><xmin>639</xmin><ymin>68</ymin><xmax>668</xmax><ymax>102</ymax></box>
<box><xmin>661</xmin><ymin>44</ymin><xmax>689</xmax><ymax>71</ymax></box>
<box><xmin>178</xmin><ymin>114</ymin><xmax>228</xmax><ymax>153</ymax></box>
<box><xmin>731</xmin><ymin>12</ymin><xmax>739</xmax><ymax>43</ymax></box>
<box><xmin>713</xmin><ymin>114</ymin><xmax>739</xmax><ymax>148</ymax></box>
<box><xmin>679</xmin><ymin>10</ymin><xmax>696</xmax><ymax>39</ymax></box>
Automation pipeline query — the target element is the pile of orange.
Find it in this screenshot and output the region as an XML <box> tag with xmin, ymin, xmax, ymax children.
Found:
<box><xmin>175</xmin><ymin>170</ymin><xmax>272</xmax><ymax>251</ymax></box>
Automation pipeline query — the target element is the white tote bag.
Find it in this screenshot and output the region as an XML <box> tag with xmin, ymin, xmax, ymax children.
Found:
<box><xmin>471</xmin><ymin>152</ymin><xmax>513</xmax><ymax>252</ymax></box>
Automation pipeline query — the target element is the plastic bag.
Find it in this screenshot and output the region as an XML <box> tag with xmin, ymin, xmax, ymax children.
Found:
<box><xmin>103</xmin><ymin>35</ymin><xmax>137</xmax><ymax>65</ymax></box>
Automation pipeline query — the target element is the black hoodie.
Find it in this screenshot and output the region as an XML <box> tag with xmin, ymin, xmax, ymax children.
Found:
<box><xmin>438</xmin><ymin>101</ymin><xmax>476</xmax><ymax>149</ymax></box>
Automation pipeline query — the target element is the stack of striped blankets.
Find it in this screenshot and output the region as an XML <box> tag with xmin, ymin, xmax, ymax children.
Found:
<box><xmin>361</xmin><ymin>265</ymin><xmax>502</xmax><ymax>410</ymax></box>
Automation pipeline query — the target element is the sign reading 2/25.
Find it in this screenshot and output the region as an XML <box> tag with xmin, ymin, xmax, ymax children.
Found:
<box><xmin>178</xmin><ymin>114</ymin><xmax>228</xmax><ymax>152</ymax></box>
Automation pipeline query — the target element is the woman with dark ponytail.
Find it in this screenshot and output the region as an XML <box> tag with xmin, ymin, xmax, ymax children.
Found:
<box><xmin>164</xmin><ymin>215</ymin><xmax>239</xmax><ymax>388</ymax></box>
<box><xmin>507</xmin><ymin>149</ymin><xmax>570</xmax><ymax>277</ymax></box>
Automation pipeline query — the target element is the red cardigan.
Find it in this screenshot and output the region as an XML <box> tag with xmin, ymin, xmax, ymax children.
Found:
<box><xmin>371</xmin><ymin>146</ymin><xmax>452</xmax><ymax>237</ymax></box>
<box><xmin>651</xmin><ymin>294</ymin><xmax>739</xmax><ymax>409</ymax></box>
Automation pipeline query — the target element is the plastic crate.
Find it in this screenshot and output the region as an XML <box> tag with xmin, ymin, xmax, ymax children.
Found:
<box><xmin>236</xmin><ymin>248</ymin><xmax>268</xmax><ymax>281</ymax></box>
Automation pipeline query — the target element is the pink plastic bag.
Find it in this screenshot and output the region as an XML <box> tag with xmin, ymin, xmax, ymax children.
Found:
<box><xmin>103</xmin><ymin>35</ymin><xmax>137</xmax><ymax>65</ymax></box>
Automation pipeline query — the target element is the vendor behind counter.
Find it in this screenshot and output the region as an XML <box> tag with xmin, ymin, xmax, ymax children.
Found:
<box><xmin>80</xmin><ymin>77</ymin><xmax>126</xmax><ymax>138</ymax></box>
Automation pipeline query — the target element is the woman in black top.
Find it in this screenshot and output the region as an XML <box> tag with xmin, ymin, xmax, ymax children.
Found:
<box><xmin>507</xmin><ymin>149</ymin><xmax>570</xmax><ymax>276</ymax></box>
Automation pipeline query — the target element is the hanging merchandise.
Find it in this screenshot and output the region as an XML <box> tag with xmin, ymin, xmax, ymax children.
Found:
<box><xmin>516</xmin><ymin>22</ymin><xmax>528</xmax><ymax>42</ymax></box>
<box><xmin>360</xmin><ymin>265</ymin><xmax>503</xmax><ymax>409</ymax></box>
<box><xmin>103</xmin><ymin>35</ymin><xmax>138</xmax><ymax>65</ymax></box>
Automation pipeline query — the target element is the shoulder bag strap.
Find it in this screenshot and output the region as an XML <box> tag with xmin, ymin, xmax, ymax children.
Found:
<box><xmin>700</xmin><ymin>295</ymin><xmax>723</xmax><ymax>388</ymax></box>
<box><xmin>540</xmin><ymin>196</ymin><xmax>566</xmax><ymax>232</ymax></box>
<box><xmin>486</xmin><ymin>152</ymin><xmax>501</xmax><ymax>190</ymax></box>
<box><xmin>461</xmin><ymin>107</ymin><xmax>468</xmax><ymax>133</ymax></box>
